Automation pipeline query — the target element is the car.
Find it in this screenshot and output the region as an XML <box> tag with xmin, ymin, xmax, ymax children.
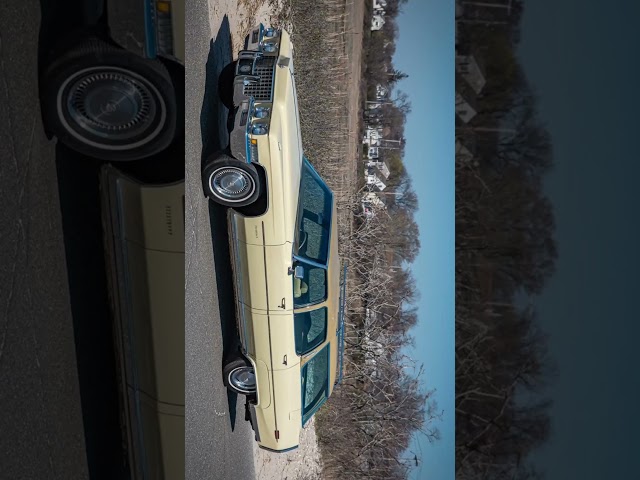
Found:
<box><xmin>201</xmin><ymin>24</ymin><xmax>347</xmax><ymax>453</ymax></box>
<box><xmin>100</xmin><ymin>164</ymin><xmax>185</xmax><ymax>479</ymax></box>
<box><xmin>38</xmin><ymin>0</ymin><xmax>185</xmax><ymax>161</ymax></box>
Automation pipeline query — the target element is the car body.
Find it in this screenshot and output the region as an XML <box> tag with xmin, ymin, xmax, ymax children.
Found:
<box><xmin>100</xmin><ymin>164</ymin><xmax>185</xmax><ymax>479</ymax></box>
<box><xmin>202</xmin><ymin>25</ymin><xmax>347</xmax><ymax>452</ymax></box>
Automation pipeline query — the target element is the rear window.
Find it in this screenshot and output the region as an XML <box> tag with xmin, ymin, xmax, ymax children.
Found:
<box><xmin>301</xmin><ymin>344</ymin><xmax>330</xmax><ymax>425</ymax></box>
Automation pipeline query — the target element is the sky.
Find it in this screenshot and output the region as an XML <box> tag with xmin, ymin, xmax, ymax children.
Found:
<box><xmin>392</xmin><ymin>1</ymin><xmax>454</xmax><ymax>479</ymax></box>
<box><xmin>517</xmin><ymin>0</ymin><xmax>640</xmax><ymax>478</ymax></box>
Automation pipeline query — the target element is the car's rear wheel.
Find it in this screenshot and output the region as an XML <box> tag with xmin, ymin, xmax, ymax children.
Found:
<box><xmin>202</xmin><ymin>153</ymin><xmax>261</xmax><ymax>207</ymax></box>
<box><xmin>223</xmin><ymin>356</ymin><xmax>257</xmax><ymax>396</ymax></box>
<box><xmin>42</xmin><ymin>38</ymin><xmax>177</xmax><ymax>161</ymax></box>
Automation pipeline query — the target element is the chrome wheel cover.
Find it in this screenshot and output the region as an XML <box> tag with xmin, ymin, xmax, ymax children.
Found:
<box><xmin>209</xmin><ymin>167</ymin><xmax>255</xmax><ymax>203</ymax></box>
<box><xmin>229</xmin><ymin>366</ymin><xmax>256</xmax><ymax>393</ymax></box>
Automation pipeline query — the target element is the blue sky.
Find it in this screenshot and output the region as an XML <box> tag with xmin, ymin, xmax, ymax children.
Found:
<box><xmin>392</xmin><ymin>1</ymin><xmax>454</xmax><ymax>478</ymax></box>
<box><xmin>517</xmin><ymin>0</ymin><xmax>640</xmax><ymax>478</ymax></box>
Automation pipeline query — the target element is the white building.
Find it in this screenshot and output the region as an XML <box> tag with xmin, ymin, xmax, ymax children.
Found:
<box><xmin>366</xmin><ymin>160</ymin><xmax>390</xmax><ymax>179</ymax></box>
<box><xmin>362</xmin><ymin>191</ymin><xmax>386</xmax><ymax>209</ymax></box>
<box><xmin>455</xmin><ymin>139</ymin><xmax>474</xmax><ymax>164</ymax></box>
<box><xmin>455</xmin><ymin>79</ymin><xmax>478</xmax><ymax>124</ymax></box>
<box><xmin>371</xmin><ymin>14</ymin><xmax>386</xmax><ymax>31</ymax></box>
<box><xmin>376</xmin><ymin>84</ymin><xmax>389</xmax><ymax>99</ymax></box>
<box><xmin>361</xmin><ymin>191</ymin><xmax>387</xmax><ymax>219</ymax></box>
<box><xmin>364</xmin><ymin>169</ymin><xmax>387</xmax><ymax>191</ymax></box>
<box><xmin>455</xmin><ymin>92</ymin><xmax>477</xmax><ymax>123</ymax></box>
<box><xmin>367</xmin><ymin>146</ymin><xmax>380</xmax><ymax>160</ymax></box>
<box><xmin>363</xmin><ymin>127</ymin><xmax>382</xmax><ymax>146</ymax></box>
<box><xmin>455</xmin><ymin>53</ymin><xmax>486</xmax><ymax>94</ymax></box>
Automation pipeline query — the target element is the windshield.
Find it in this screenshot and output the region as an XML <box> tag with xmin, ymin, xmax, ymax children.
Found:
<box><xmin>294</xmin><ymin>307</ymin><xmax>328</xmax><ymax>355</ymax></box>
<box><xmin>301</xmin><ymin>344</ymin><xmax>330</xmax><ymax>425</ymax></box>
<box><xmin>295</xmin><ymin>160</ymin><xmax>333</xmax><ymax>266</ymax></box>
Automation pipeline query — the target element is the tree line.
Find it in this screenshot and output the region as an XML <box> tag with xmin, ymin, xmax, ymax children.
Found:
<box><xmin>276</xmin><ymin>0</ymin><xmax>433</xmax><ymax>477</ymax></box>
<box><xmin>456</xmin><ymin>2</ymin><xmax>557</xmax><ymax>478</ymax></box>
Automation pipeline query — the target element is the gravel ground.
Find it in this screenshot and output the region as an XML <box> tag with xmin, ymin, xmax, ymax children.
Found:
<box><xmin>253</xmin><ymin>417</ymin><xmax>323</xmax><ymax>480</ymax></box>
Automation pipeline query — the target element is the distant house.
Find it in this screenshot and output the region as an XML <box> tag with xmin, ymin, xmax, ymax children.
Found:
<box><xmin>363</xmin><ymin>127</ymin><xmax>382</xmax><ymax>146</ymax></box>
<box><xmin>367</xmin><ymin>146</ymin><xmax>380</xmax><ymax>160</ymax></box>
<box><xmin>364</xmin><ymin>168</ymin><xmax>387</xmax><ymax>191</ymax></box>
<box><xmin>455</xmin><ymin>139</ymin><xmax>475</xmax><ymax>165</ymax></box>
<box><xmin>362</xmin><ymin>191</ymin><xmax>386</xmax><ymax>209</ymax></box>
<box><xmin>366</xmin><ymin>160</ymin><xmax>391</xmax><ymax>179</ymax></box>
<box><xmin>361</xmin><ymin>191</ymin><xmax>387</xmax><ymax>219</ymax></box>
<box><xmin>371</xmin><ymin>14</ymin><xmax>385</xmax><ymax>31</ymax></box>
<box><xmin>455</xmin><ymin>77</ymin><xmax>479</xmax><ymax>124</ymax></box>
<box><xmin>376</xmin><ymin>84</ymin><xmax>389</xmax><ymax>100</ymax></box>
<box><xmin>456</xmin><ymin>49</ymin><xmax>486</xmax><ymax>94</ymax></box>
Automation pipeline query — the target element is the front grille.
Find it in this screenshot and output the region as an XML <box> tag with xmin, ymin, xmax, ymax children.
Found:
<box><xmin>243</xmin><ymin>56</ymin><xmax>276</xmax><ymax>101</ymax></box>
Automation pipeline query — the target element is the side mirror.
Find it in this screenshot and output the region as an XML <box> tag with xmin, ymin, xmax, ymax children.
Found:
<box><xmin>294</xmin><ymin>265</ymin><xmax>305</xmax><ymax>279</ymax></box>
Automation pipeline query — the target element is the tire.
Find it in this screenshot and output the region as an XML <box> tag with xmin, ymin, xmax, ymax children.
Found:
<box><xmin>223</xmin><ymin>355</ymin><xmax>257</xmax><ymax>396</ymax></box>
<box><xmin>202</xmin><ymin>153</ymin><xmax>261</xmax><ymax>207</ymax></box>
<box><xmin>218</xmin><ymin>60</ymin><xmax>237</xmax><ymax>110</ymax></box>
<box><xmin>42</xmin><ymin>38</ymin><xmax>177</xmax><ymax>161</ymax></box>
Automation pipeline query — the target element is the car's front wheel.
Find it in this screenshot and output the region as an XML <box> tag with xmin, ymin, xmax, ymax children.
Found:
<box><xmin>42</xmin><ymin>38</ymin><xmax>177</xmax><ymax>161</ymax></box>
<box><xmin>223</xmin><ymin>356</ymin><xmax>257</xmax><ymax>396</ymax></box>
<box><xmin>202</xmin><ymin>153</ymin><xmax>261</xmax><ymax>207</ymax></box>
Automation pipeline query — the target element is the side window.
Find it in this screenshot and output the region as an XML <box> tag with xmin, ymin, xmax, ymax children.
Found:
<box><xmin>294</xmin><ymin>307</ymin><xmax>327</xmax><ymax>355</ymax></box>
<box><xmin>295</xmin><ymin>160</ymin><xmax>333</xmax><ymax>265</ymax></box>
<box><xmin>301</xmin><ymin>344</ymin><xmax>330</xmax><ymax>425</ymax></box>
<box><xmin>292</xmin><ymin>263</ymin><xmax>326</xmax><ymax>308</ymax></box>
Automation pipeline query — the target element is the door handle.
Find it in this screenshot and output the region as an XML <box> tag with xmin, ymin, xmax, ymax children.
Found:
<box><xmin>279</xmin><ymin>298</ymin><xmax>286</xmax><ymax>309</ymax></box>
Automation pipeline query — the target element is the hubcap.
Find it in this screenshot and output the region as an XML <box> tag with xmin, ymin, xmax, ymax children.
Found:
<box><xmin>229</xmin><ymin>366</ymin><xmax>256</xmax><ymax>392</ymax></box>
<box><xmin>58</xmin><ymin>66</ymin><xmax>166</xmax><ymax>150</ymax></box>
<box><xmin>210</xmin><ymin>167</ymin><xmax>254</xmax><ymax>202</ymax></box>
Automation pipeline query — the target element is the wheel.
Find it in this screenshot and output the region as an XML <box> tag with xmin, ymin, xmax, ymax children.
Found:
<box><xmin>218</xmin><ymin>61</ymin><xmax>237</xmax><ymax>110</ymax></box>
<box><xmin>202</xmin><ymin>153</ymin><xmax>261</xmax><ymax>207</ymax></box>
<box><xmin>42</xmin><ymin>38</ymin><xmax>177</xmax><ymax>161</ymax></box>
<box><xmin>223</xmin><ymin>356</ymin><xmax>257</xmax><ymax>396</ymax></box>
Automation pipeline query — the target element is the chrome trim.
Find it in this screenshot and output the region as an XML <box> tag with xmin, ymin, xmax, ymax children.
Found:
<box><xmin>230</xmin><ymin>214</ymin><xmax>252</xmax><ymax>353</ymax></box>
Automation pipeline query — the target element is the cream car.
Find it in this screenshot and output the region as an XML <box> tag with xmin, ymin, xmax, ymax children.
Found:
<box><xmin>202</xmin><ymin>25</ymin><xmax>347</xmax><ymax>452</ymax></box>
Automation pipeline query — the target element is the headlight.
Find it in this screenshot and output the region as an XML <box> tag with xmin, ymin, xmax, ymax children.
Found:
<box><xmin>251</xmin><ymin>125</ymin><xmax>268</xmax><ymax>135</ymax></box>
<box><xmin>264</xmin><ymin>27</ymin><xmax>277</xmax><ymax>38</ymax></box>
<box><xmin>254</xmin><ymin>107</ymin><xmax>270</xmax><ymax>119</ymax></box>
<box><xmin>263</xmin><ymin>43</ymin><xmax>278</xmax><ymax>53</ymax></box>
<box><xmin>238</xmin><ymin>62</ymin><xmax>253</xmax><ymax>74</ymax></box>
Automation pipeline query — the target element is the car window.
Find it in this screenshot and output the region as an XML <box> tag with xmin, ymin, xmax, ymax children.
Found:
<box><xmin>294</xmin><ymin>307</ymin><xmax>327</xmax><ymax>355</ymax></box>
<box><xmin>301</xmin><ymin>344</ymin><xmax>330</xmax><ymax>424</ymax></box>
<box><xmin>292</xmin><ymin>263</ymin><xmax>326</xmax><ymax>308</ymax></box>
<box><xmin>295</xmin><ymin>160</ymin><xmax>333</xmax><ymax>265</ymax></box>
